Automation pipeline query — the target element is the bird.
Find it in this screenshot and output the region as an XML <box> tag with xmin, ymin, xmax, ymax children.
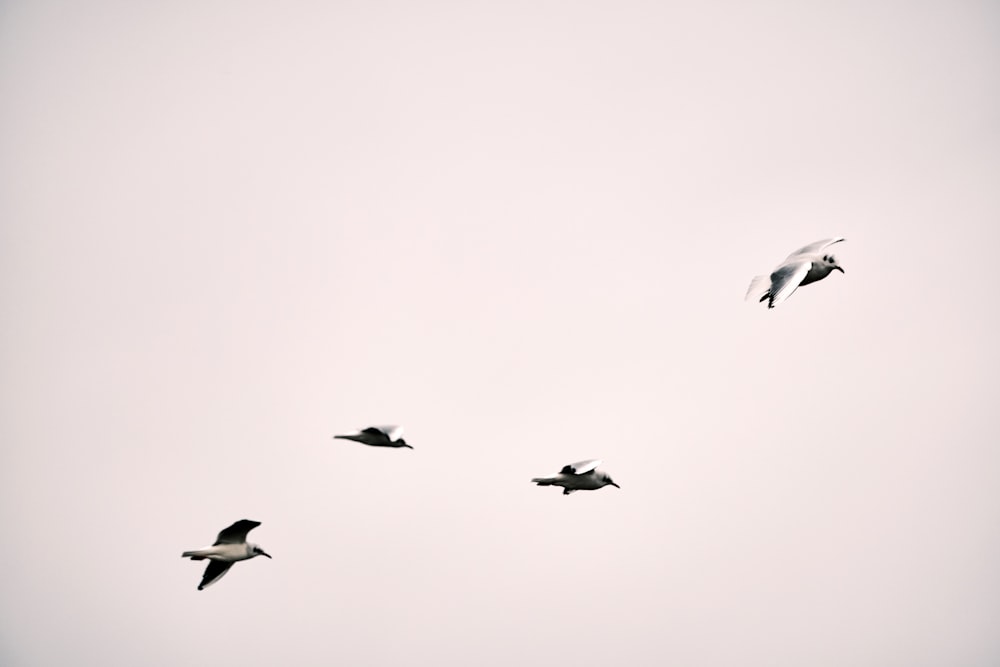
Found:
<box><xmin>532</xmin><ymin>459</ymin><xmax>621</xmax><ymax>495</ymax></box>
<box><xmin>181</xmin><ymin>519</ymin><xmax>271</xmax><ymax>590</ymax></box>
<box><xmin>746</xmin><ymin>238</ymin><xmax>846</xmax><ymax>308</ymax></box>
<box><xmin>333</xmin><ymin>425</ymin><xmax>412</xmax><ymax>449</ymax></box>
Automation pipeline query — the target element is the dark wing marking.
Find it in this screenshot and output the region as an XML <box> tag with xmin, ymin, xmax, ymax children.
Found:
<box><xmin>360</xmin><ymin>427</ymin><xmax>391</xmax><ymax>442</ymax></box>
<box><xmin>214</xmin><ymin>519</ymin><xmax>261</xmax><ymax>545</ymax></box>
<box><xmin>198</xmin><ymin>559</ymin><xmax>234</xmax><ymax>590</ymax></box>
<box><xmin>561</xmin><ymin>459</ymin><xmax>601</xmax><ymax>476</ymax></box>
<box><xmin>335</xmin><ymin>427</ymin><xmax>395</xmax><ymax>446</ymax></box>
<box><xmin>370</xmin><ymin>425</ymin><xmax>404</xmax><ymax>441</ymax></box>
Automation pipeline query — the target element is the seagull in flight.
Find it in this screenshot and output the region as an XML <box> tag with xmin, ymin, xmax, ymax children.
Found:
<box><xmin>532</xmin><ymin>459</ymin><xmax>621</xmax><ymax>495</ymax></box>
<box><xmin>746</xmin><ymin>238</ymin><xmax>846</xmax><ymax>308</ymax></box>
<box><xmin>181</xmin><ymin>519</ymin><xmax>271</xmax><ymax>590</ymax></box>
<box><xmin>333</xmin><ymin>425</ymin><xmax>412</xmax><ymax>449</ymax></box>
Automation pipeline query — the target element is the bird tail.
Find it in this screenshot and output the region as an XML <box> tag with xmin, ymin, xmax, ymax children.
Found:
<box><xmin>531</xmin><ymin>477</ymin><xmax>553</xmax><ymax>486</ymax></box>
<box><xmin>745</xmin><ymin>274</ymin><xmax>770</xmax><ymax>303</ymax></box>
<box><xmin>182</xmin><ymin>549</ymin><xmax>211</xmax><ymax>560</ymax></box>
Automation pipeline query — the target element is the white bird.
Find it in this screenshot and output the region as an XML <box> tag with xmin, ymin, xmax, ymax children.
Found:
<box><xmin>532</xmin><ymin>459</ymin><xmax>621</xmax><ymax>495</ymax></box>
<box><xmin>181</xmin><ymin>519</ymin><xmax>271</xmax><ymax>590</ymax></box>
<box><xmin>746</xmin><ymin>238</ymin><xmax>846</xmax><ymax>308</ymax></box>
<box><xmin>333</xmin><ymin>425</ymin><xmax>412</xmax><ymax>449</ymax></box>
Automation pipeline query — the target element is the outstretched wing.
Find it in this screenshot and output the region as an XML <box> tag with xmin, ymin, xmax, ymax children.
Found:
<box><xmin>214</xmin><ymin>519</ymin><xmax>261</xmax><ymax>545</ymax></box>
<box><xmin>198</xmin><ymin>560</ymin><xmax>234</xmax><ymax>590</ymax></box>
<box><xmin>560</xmin><ymin>459</ymin><xmax>601</xmax><ymax>476</ymax></box>
<box><xmin>767</xmin><ymin>261</ymin><xmax>811</xmax><ymax>308</ymax></box>
<box><xmin>786</xmin><ymin>237</ymin><xmax>845</xmax><ymax>260</ymax></box>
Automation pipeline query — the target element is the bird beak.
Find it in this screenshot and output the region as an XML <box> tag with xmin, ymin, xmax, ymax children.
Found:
<box><xmin>260</xmin><ymin>551</ymin><xmax>272</xmax><ymax>559</ymax></box>
<box><xmin>610</xmin><ymin>482</ymin><xmax>621</xmax><ymax>489</ymax></box>
<box><xmin>834</xmin><ymin>266</ymin><xmax>845</xmax><ymax>273</ymax></box>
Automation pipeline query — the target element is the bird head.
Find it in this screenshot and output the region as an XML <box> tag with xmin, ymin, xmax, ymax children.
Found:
<box><xmin>822</xmin><ymin>254</ymin><xmax>845</xmax><ymax>273</ymax></box>
<box><xmin>250</xmin><ymin>544</ymin><xmax>272</xmax><ymax>559</ymax></box>
<box><xmin>602</xmin><ymin>474</ymin><xmax>621</xmax><ymax>489</ymax></box>
<box><xmin>397</xmin><ymin>438</ymin><xmax>413</xmax><ymax>449</ymax></box>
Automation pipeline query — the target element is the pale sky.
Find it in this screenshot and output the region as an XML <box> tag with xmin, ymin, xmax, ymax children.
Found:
<box><xmin>2</xmin><ymin>1</ymin><xmax>999</xmax><ymax>665</ymax></box>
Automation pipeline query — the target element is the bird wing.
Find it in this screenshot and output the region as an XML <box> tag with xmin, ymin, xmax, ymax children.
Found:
<box><xmin>214</xmin><ymin>519</ymin><xmax>261</xmax><ymax>545</ymax></box>
<box><xmin>333</xmin><ymin>432</ymin><xmax>369</xmax><ymax>444</ymax></box>
<box><xmin>334</xmin><ymin>426</ymin><xmax>401</xmax><ymax>445</ymax></box>
<box><xmin>767</xmin><ymin>261</ymin><xmax>812</xmax><ymax>308</ymax></box>
<box><xmin>745</xmin><ymin>274</ymin><xmax>771</xmax><ymax>302</ymax></box>
<box><xmin>369</xmin><ymin>425</ymin><xmax>403</xmax><ymax>440</ymax></box>
<box><xmin>334</xmin><ymin>428</ymin><xmax>382</xmax><ymax>445</ymax></box>
<box><xmin>785</xmin><ymin>237</ymin><xmax>845</xmax><ymax>260</ymax></box>
<box><xmin>560</xmin><ymin>459</ymin><xmax>601</xmax><ymax>476</ymax></box>
<box><xmin>198</xmin><ymin>559</ymin><xmax>234</xmax><ymax>590</ymax></box>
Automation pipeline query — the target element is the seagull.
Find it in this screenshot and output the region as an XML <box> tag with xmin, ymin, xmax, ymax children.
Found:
<box><xmin>181</xmin><ymin>519</ymin><xmax>271</xmax><ymax>590</ymax></box>
<box><xmin>532</xmin><ymin>459</ymin><xmax>621</xmax><ymax>495</ymax></box>
<box><xmin>333</xmin><ymin>425</ymin><xmax>412</xmax><ymax>449</ymax></box>
<box><xmin>746</xmin><ymin>238</ymin><xmax>846</xmax><ymax>308</ymax></box>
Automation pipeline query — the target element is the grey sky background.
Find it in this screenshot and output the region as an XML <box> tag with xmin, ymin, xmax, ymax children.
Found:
<box><xmin>2</xmin><ymin>1</ymin><xmax>999</xmax><ymax>665</ymax></box>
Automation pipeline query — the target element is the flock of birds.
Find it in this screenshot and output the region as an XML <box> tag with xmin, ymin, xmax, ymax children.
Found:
<box><xmin>182</xmin><ymin>237</ymin><xmax>847</xmax><ymax>590</ymax></box>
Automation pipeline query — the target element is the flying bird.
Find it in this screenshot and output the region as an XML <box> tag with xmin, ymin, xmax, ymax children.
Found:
<box><xmin>333</xmin><ymin>426</ymin><xmax>412</xmax><ymax>449</ymax></box>
<box><xmin>181</xmin><ymin>519</ymin><xmax>271</xmax><ymax>590</ymax></box>
<box><xmin>746</xmin><ymin>238</ymin><xmax>846</xmax><ymax>308</ymax></box>
<box><xmin>532</xmin><ymin>459</ymin><xmax>621</xmax><ymax>495</ymax></box>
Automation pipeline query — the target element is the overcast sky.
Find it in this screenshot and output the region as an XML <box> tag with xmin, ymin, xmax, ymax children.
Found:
<box><xmin>2</xmin><ymin>1</ymin><xmax>999</xmax><ymax>665</ymax></box>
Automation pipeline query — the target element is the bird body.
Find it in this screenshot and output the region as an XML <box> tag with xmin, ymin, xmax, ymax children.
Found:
<box><xmin>182</xmin><ymin>519</ymin><xmax>271</xmax><ymax>590</ymax></box>
<box><xmin>746</xmin><ymin>238</ymin><xmax>846</xmax><ymax>308</ymax></box>
<box><xmin>182</xmin><ymin>542</ymin><xmax>262</xmax><ymax>562</ymax></box>
<box><xmin>532</xmin><ymin>459</ymin><xmax>620</xmax><ymax>495</ymax></box>
<box><xmin>334</xmin><ymin>425</ymin><xmax>412</xmax><ymax>449</ymax></box>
